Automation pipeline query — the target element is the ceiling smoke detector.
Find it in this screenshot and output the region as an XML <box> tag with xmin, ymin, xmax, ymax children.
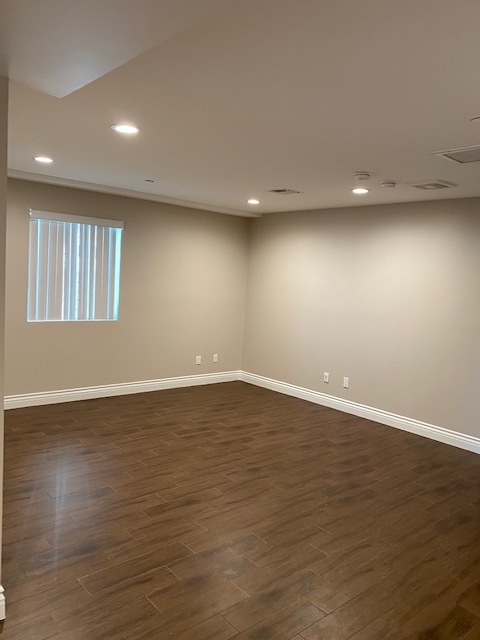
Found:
<box><xmin>354</xmin><ymin>171</ymin><xmax>371</xmax><ymax>181</ymax></box>
<box><xmin>268</xmin><ymin>188</ymin><xmax>304</xmax><ymax>195</ymax></box>
<box><xmin>381</xmin><ymin>181</ymin><xmax>396</xmax><ymax>188</ymax></box>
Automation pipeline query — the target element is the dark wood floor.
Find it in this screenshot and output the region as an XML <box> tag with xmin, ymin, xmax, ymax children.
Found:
<box><xmin>1</xmin><ymin>381</ymin><xmax>480</xmax><ymax>639</ymax></box>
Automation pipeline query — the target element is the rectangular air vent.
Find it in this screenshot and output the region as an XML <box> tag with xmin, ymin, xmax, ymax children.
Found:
<box><xmin>411</xmin><ymin>180</ymin><xmax>457</xmax><ymax>190</ymax></box>
<box><xmin>433</xmin><ymin>145</ymin><xmax>480</xmax><ymax>164</ymax></box>
<box><xmin>268</xmin><ymin>188</ymin><xmax>304</xmax><ymax>195</ymax></box>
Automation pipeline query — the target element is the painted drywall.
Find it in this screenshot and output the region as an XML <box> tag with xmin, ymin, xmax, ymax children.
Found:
<box><xmin>6</xmin><ymin>179</ymin><xmax>249</xmax><ymax>394</ymax></box>
<box><xmin>7</xmin><ymin>178</ymin><xmax>480</xmax><ymax>442</ymax></box>
<box><xmin>0</xmin><ymin>77</ymin><xmax>8</xmax><ymax>583</ymax></box>
<box><xmin>243</xmin><ymin>199</ymin><xmax>480</xmax><ymax>439</ymax></box>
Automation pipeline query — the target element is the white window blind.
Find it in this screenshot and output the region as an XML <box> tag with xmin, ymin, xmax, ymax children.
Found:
<box><xmin>27</xmin><ymin>210</ymin><xmax>123</xmax><ymax>322</ymax></box>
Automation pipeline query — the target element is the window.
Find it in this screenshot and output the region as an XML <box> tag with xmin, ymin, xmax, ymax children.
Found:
<box><xmin>27</xmin><ymin>210</ymin><xmax>123</xmax><ymax>322</ymax></box>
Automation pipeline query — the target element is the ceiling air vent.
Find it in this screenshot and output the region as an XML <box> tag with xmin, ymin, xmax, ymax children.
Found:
<box><xmin>411</xmin><ymin>180</ymin><xmax>457</xmax><ymax>190</ymax></box>
<box><xmin>268</xmin><ymin>188</ymin><xmax>304</xmax><ymax>195</ymax></box>
<box><xmin>433</xmin><ymin>145</ymin><xmax>480</xmax><ymax>164</ymax></box>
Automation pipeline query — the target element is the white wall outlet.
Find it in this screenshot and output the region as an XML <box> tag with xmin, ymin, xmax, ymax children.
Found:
<box><xmin>323</xmin><ymin>372</ymin><xmax>329</xmax><ymax>383</ymax></box>
<box><xmin>195</xmin><ymin>355</ymin><xmax>202</xmax><ymax>365</ymax></box>
<box><xmin>343</xmin><ymin>377</ymin><xmax>349</xmax><ymax>388</ymax></box>
<box><xmin>213</xmin><ymin>353</ymin><xmax>218</xmax><ymax>363</ymax></box>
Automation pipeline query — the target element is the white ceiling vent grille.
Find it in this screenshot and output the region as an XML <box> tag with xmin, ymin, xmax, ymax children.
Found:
<box><xmin>268</xmin><ymin>188</ymin><xmax>304</xmax><ymax>195</ymax></box>
<box><xmin>410</xmin><ymin>180</ymin><xmax>457</xmax><ymax>190</ymax></box>
<box><xmin>433</xmin><ymin>145</ymin><xmax>480</xmax><ymax>164</ymax></box>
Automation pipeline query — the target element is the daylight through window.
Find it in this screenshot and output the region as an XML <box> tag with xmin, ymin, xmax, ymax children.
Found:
<box><xmin>27</xmin><ymin>210</ymin><xmax>123</xmax><ymax>322</ymax></box>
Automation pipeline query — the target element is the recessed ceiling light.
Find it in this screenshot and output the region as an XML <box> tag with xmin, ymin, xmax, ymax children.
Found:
<box><xmin>352</xmin><ymin>187</ymin><xmax>370</xmax><ymax>195</ymax></box>
<box><xmin>33</xmin><ymin>155</ymin><xmax>53</xmax><ymax>164</ymax></box>
<box><xmin>247</xmin><ymin>199</ymin><xmax>260</xmax><ymax>205</ymax></box>
<box><xmin>111</xmin><ymin>124</ymin><xmax>140</xmax><ymax>135</ymax></box>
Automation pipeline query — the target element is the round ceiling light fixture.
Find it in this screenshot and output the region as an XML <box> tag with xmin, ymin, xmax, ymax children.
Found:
<box><xmin>33</xmin><ymin>155</ymin><xmax>53</xmax><ymax>164</ymax></box>
<box><xmin>352</xmin><ymin>171</ymin><xmax>371</xmax><ymax>194</ymax></box>
<box><xmin>111</xmin><ymin>123</ymin><xmax>140</xmax><ymax>135</ymax></box>
<box><xmin>247</xmin><ymin>198</ymin><xmax>260</xmax><ymax>205</ymax></box>
<box><xmin>352</xmin><ymin>187</ymin><xmax>370</xmax><ymax>194</ymax></box>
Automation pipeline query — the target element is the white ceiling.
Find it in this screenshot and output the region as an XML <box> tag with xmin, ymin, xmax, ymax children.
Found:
<box><xmin>3</xmin><ymin>0</ymin><xmax>480</xmax><ymax>217</ymax></box>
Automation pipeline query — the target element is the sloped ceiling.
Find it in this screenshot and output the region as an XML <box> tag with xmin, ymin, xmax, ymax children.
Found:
<box><xmin>0</xmin><ymin>0</ymin><xmax>231</xmax><ymax>97</ymax></box>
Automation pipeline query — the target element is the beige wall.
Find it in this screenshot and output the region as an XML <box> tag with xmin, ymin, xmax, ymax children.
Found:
<box><xmin>243</xmin><ymin>199</ymin><xmax>480</xmax><ymax>438</ymax></box>
<box><xmin>6</xmin><ymin>179</ymin><xmax>249</xmax><ymax>394</ymax></box>
<box><xmin>6</xmin><ymin>179</ymin><xmax>480</xmax><ymax>440</ymax></box>
<box><xmin>0</xmin><ymin>77</ymin><xmax>8</xmax><ymax>576</ymax></box>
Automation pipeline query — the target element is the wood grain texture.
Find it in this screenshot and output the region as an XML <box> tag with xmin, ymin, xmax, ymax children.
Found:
<box><xmin>1</xmin><ymin>381</ymin><xmax>480</xmax><ymax>639</ymax></box>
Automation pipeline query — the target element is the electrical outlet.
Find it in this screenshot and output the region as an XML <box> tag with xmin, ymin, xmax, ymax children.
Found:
<box><xmin>343</xmin><ymin>377</ymin><xmax>349</xmax><ymax>389</ymax></box>
<box><xmin>213</xmin><ymin>354</ymin><xmax>218</xmax><ymax>363</ymax></box>
<box><xmin>323</xmin><ymin>372</ymin><xmax>329</xmax><ymax>383</ymax></box>
<box><xmin>195</xmin><ymin>356</ymin><xmax>201</xmax><ymax>365</ymax></box>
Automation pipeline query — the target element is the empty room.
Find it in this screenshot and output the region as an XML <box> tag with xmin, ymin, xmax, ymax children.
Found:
<box><xmin>0</xmin><ymin>1</ymin><xmax>480</xmax><ymax>638</ymax></box>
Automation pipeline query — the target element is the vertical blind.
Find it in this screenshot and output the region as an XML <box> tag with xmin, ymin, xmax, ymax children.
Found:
<box><xmin>28</xmin><ymin>210</ymin><xmax>124</xmax><ymax>322</ymax></box>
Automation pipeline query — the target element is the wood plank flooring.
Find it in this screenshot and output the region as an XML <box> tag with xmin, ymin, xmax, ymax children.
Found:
<box><xmin>1</xmin><ymin>381</ymin><xmax>480</xmax><ymax>639</ymax></box>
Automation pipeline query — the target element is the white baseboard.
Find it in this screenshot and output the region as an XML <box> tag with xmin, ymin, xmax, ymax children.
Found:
<box><xmin>5</xmin><ymin>369</ymin><xmax>479</xmax><ymax>455</ymax></box>
<box><xmin>241</xmin><ymin>371</ymin><xmax>480</xmax><ymax>455</ymax></box>
<box><xmin>0</xmin><ymin>585</ymin><xmax>5</xmax><ymax>620</ymax></box>
<box><xmin>4</xmin><ymin>371</ymin><xmax>242</xmax><ymax>409</ymax></box>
